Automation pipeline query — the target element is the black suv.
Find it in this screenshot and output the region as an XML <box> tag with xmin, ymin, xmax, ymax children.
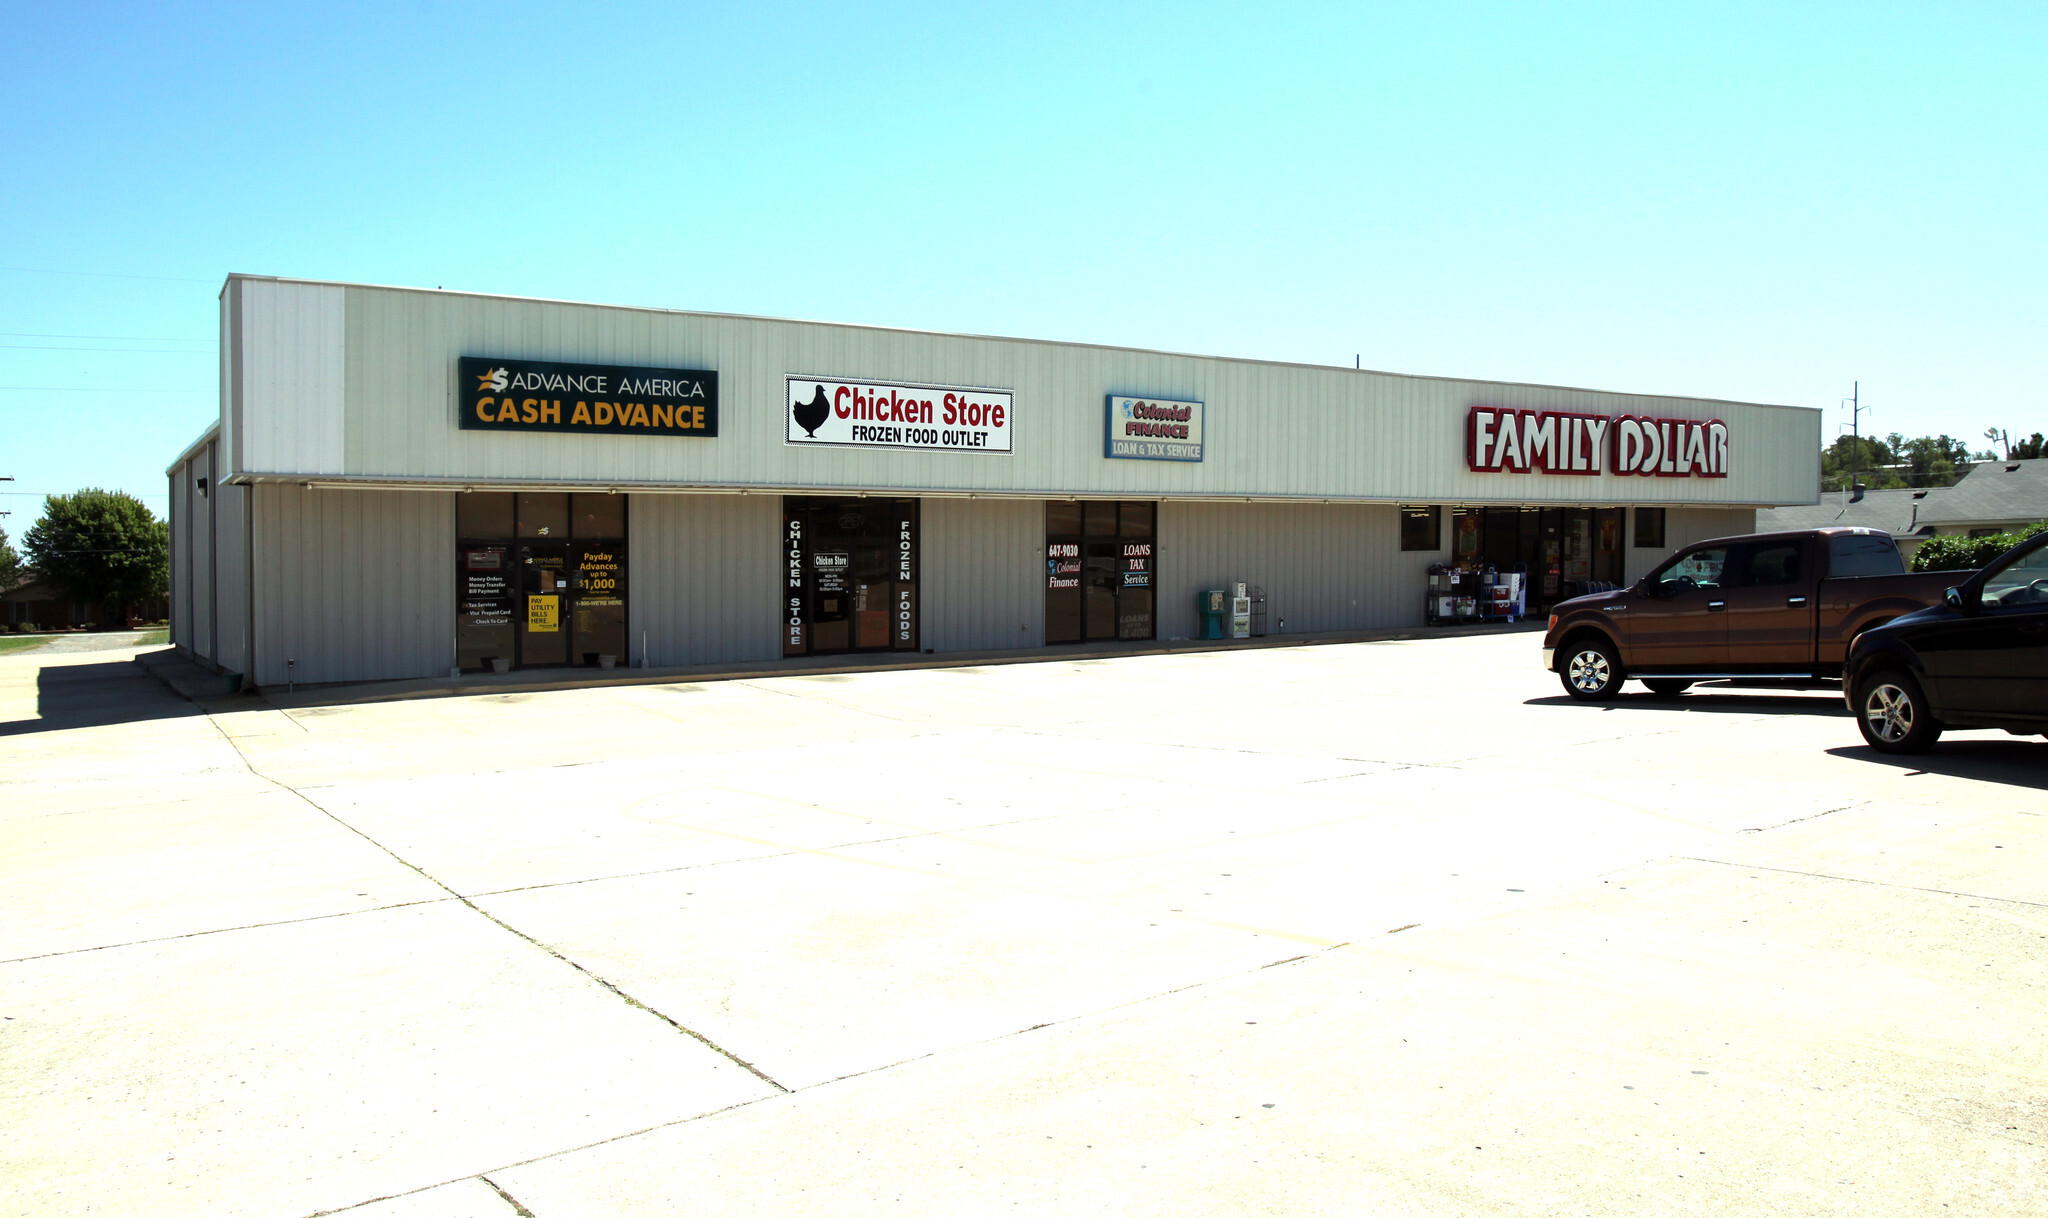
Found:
<box><xmin>1845</xmin><ymin>529</ymin><xmax>2048</xmax><ymax>752</ymax></box>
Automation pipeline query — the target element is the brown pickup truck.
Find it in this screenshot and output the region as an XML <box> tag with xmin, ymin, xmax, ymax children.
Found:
<box><xmin>1543</xmin><ymin>527</ymin><xmax>1959</xmax><ymax>700</ymax></box>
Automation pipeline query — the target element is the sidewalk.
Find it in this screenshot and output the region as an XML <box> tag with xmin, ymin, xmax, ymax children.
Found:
<box><xmin>138</xmin><ymin>619</ymin><xmax>1546</xmax><ymax>710</ymax></box>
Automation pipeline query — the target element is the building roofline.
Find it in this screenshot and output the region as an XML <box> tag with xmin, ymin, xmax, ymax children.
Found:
<box><xmin>220</xmin><ymin>273</ymin><xmax>1820</xmax><ymax>418</ymax></box>
<box><xmin>166</xmin><ymin>421</ymin><xmax>220</xmax><ymax>475</ymax></box>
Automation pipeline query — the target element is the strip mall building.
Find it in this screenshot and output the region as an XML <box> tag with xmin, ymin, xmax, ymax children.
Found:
<box><xmin>167</xmin><ymin>276</ymin><xmax>1821</xmax><ymax>688</ymax></box>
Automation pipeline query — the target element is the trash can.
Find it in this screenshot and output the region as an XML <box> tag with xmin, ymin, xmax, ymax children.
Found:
<box><xmin>1196</xmin><ymin>589</ymin><xmax>1227</xmax><ymax>639</ymax></box>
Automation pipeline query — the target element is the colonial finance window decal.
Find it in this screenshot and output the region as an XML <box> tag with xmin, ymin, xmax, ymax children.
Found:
<box><xmin>458</xmin><ymin>357</ymin><xmax>718</xmax><ymax>437</ymax></box>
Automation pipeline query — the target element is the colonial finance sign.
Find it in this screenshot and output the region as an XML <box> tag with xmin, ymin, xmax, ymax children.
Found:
<box><xmin>1105</xmin><ymin>395</ymin><xmax>1203</xmax><ymax>462</ymax></box>
<box><xmin>785</xmin><ymin>376</ymin><xmax>1013</xmax><ymax>453</ymax></box>
<box><xmin>458</xmin><ymin>357</ymin><xmax>718</xmax><ymax>437</ymax></box>
<box><xmin>1466</xmin><ymin>407</ymin><xmax>1729</xmax><ymax>478</ymax></box>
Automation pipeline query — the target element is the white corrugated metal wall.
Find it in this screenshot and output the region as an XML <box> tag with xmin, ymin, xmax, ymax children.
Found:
<box><xmin>628</xmin><ymin>492</ymin><xmax>781</xmax><ymax>667</ymax></box>
<box><xmin>249</xmin><ymin>485</ymin><xmax>452</xmax><ymax>686</ymax></box>
<box><xmin>237</xmin><ymin>280</ymin><xmax>345</xmax><ymax>476</ymax></box>
<box><xmin>1158</xmin><ymin>502</ymin><xmax>1425</xmax><ymax>639</ymax></box>
<box><xmin>189</xmin><ymin>443</ymin><xmax>215</xmax><ymax>661</ymax></box>
<box><xmin>283</xmin><ymin>278</ymin><xmax>1820</xmax><ymax>511</ymax></box>
<box><xmin>213</xmin><ymin>481</ymin><xmax>250</xmax><ymax>676</ymax></box>
<box><xmin>168</xmin><ymin>459</ymin><xmax>190</xmax><ymax>651</ymax></box>
<box><xmin>920</xmin><ymin>498</ymin><xmax>1045</xmax><ymax>651</ymax></box>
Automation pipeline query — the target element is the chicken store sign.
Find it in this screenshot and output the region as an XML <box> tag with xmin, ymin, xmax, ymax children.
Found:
<box><xmin>1466</xmin><ymin>407</ymin><xmax>1729</xmax><ymax>478</ymax></box>
<box><xmin>786</xmin><ymin>376</ymin><xmax>1013</xmax><ymax>454</ymax></box>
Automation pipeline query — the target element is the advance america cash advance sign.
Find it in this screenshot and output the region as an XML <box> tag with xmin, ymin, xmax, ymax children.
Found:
<box><xmin>786</xmin><ymin>377</ymin><xmax>1013</xmax><ymax>453</ymax></box>
<box><xmin>1105</xmin><ymin>395</ymin><xmax>1203</xmax><ymax>462</ymax></box>
<box><xmin>459</xmin><ymin>357</ymin><xmax>718</xmax><ymax>437</ymax></box>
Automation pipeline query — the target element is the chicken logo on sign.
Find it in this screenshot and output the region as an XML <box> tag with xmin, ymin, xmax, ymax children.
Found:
<box><xmin>791</xmin><ymin>384</ymin><xmax>831</xmax><ymax>438</ymax></box>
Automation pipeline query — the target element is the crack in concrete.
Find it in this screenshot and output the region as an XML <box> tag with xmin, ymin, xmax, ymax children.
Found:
<box><xmin>0</xmin><ymin>897</ymin><xmax>460</xmax><ymax>964</ymax></box>
<box><xmin>1680</xmin><ymin>856</ymin><xmax>2048</xmax><ymax>910</ymax></box>
<box><xmin>196</xmin><ymin>710</ymin><xmax>793</xmax><ymax>1096</ymax></box>
<box><xmin>1738</xmin><ymin>803</ymin><xmax>1862</xmax><ymax>833</ymax></box>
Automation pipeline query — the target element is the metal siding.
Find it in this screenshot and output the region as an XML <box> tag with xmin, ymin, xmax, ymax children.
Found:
<box><xmin>1158</xmin><ymin>502</ymin><xmax>1423</xmax><ymax>639</ymax></box>
<box><xmin>296</xmin><ymin>280</ymin><xmax>1816</xmax><ymax>508</ymax></box>
<box><xmin>250</xmin><ymin>485</ymin><xmax>452</xmax><ymax>686</ymax></box>
<box><xmin>214</xmin><ymin>482</ymin><xmax>250</xmax><ymax>675</ymax></box>
<box><xmin>627</xmin><ymin>492</ymin><xmax>781</xmax><ymax>668</ymax></box>
<box><xmin>168</xmin><ymin>461</ymin><xmax>190</xmax><ymax>650</ymax></box>
<box><xmin>240</xmin><ymin>280</ymin><xmax>344</xmax><ymax>475</ymax></box>
<box><xmin>921</xmin><ymin>498</ymin><xmax>1043</xmax><ymax>652</ymax></box>
<box><xmin>190</xmin><ymin>445</ymin><xmax>215</xmax><ymax>661</ymax></box>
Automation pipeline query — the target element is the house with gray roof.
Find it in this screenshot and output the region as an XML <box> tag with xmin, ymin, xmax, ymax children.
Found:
<box><xmin>1756</xmin><ymin>486</ymin><xmax>1945</xmax><ymax>557</ymax></box>
<box><xmin>1757</xmin><ymin>459</ymin><xmax>2048</xmax><ymax>556</ymax></box>
<box><xmin>1914</xmin><ymin>458</ymin><xmax>2048</xmax><ymax>536</ymax></box>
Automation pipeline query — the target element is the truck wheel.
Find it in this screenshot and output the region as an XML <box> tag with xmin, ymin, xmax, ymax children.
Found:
<box><xmin>1643</xmin><ymin>679</ymin><xmax>1693</xmax><ymax>697</ymax></box>
<box><xmin>1854</xmin><ymin>668</ymin><xmax>1943</xmax><ymax>754</ymax></box>
<box><xmin>1560</xmin><ymin>639</ymin><xmax>1623</xmax><ymax>702</ymax></box>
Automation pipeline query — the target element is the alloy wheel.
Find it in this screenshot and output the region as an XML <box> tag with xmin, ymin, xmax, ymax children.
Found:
<box><xmin>1863</xmin><ymin>682</ymin><xmax>1915</xmax><ymax>744</ymax></box>
<box><xmin>1567</xmin><ymin>649</ymin><xmax>1611</xmax><ymax>694</ymax></box>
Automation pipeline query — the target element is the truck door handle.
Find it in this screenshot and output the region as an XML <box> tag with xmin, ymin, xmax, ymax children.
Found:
<box><xmin>1708</xmin><ymin>600</ymin><xmax>1726</xmax><ymax>611</ymax></box>
<box><xmin>1787</xmin><ymin>596</ymin><xmax>1808</xmax><ymax>607</ymax></box>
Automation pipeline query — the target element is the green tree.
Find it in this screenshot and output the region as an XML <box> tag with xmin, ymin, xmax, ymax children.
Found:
<box><xmin>0</xmin><ymin>525</ymin><xmax>20</xmax><ymax>590</ymax></box>
<box><xmin>2014</xmin><ymin>432</ymin><xmax>2046</xmax><ymax>460</ymax></box>
<box><xmin>22</xmin><ymin>490</ymin><xmax>169</xmax><ymax>623</ymax></box>
<box><xmin>1820</xmin><ymin>433</ymin><xmax>1903</xmax><ymax>491</ymax></box>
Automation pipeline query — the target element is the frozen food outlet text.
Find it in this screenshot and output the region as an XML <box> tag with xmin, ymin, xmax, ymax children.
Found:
<box><xmin>167</xmin><ymin>275</ymin><xmax>1823</xmax><ymax>687</ymax></box>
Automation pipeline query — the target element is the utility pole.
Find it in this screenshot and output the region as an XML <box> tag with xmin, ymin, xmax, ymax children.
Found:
<box><xmin>1839</xmin><ymin>383</ymin><xmax>1870</xmax><ymax>497</ymax></box>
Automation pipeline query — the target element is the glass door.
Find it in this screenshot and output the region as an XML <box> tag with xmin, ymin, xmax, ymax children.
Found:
<box><xmin>783</xmin><ymin>497</ymin><xmax>919</xmax><ymax>656</ymax></box>
<box><xmin>1047</xmin><ymin>501</ymin><xmax>1155</xmax><ymax>643</ymax></box>
<box><xmin>517</xmin><ymin>542</ymin><xmax>571</xmax><ymax>666</ymax></box>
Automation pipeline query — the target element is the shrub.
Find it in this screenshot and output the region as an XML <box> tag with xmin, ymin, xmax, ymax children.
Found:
<box><xmin>1911</xmin><ymin>522</ymin><xmax>2048</xmax><ymax>572</ymax></box>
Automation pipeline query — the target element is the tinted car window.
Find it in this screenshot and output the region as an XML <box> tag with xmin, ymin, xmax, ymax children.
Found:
<box><xmin>1654</xmin><ymin>546</ymin><xmax>1727</xmax><ymax>592</ymax></box>
<box><xmin>1983</xmin><ymin>543</ymin><xmax>2048</xmax><ymax>606</ymax></box>
<box><xmin>1828</xmin><ymin>534</ymin><xmax>1902</xmax><ymax>578</ymax></box>
<box><xmin>1733</xmin><ymin>541</ymin><xmax>1803</xmax><ymax>587</ymax></box>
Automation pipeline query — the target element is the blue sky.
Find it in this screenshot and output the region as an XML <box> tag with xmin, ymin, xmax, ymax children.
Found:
<box><xmin>3</xmin><ymin>1</ymin><xmax>2043</xmax><ymax>521</ymax></box>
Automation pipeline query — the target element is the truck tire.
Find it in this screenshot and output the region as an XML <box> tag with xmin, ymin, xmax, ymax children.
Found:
<box><xmin>1854</xmin><ymin>668</ymin><xmax>1943</xmax><ymax>754</ymax></box>
<box><xmin>1560</xmin><ymin>638</ymin><xmax>1624</xmax><ymax>702</ymax></box>
<box><xmin>1643</xmin><ymin>678</ymin><xmax>1693</xmax><ymax>697</ymax></box>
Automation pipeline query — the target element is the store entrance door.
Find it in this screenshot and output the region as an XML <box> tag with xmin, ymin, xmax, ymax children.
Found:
<box><xmin>518</xmin><ymin>542</ymin><xmax>571</xmax><ymax>667</ymax></box>
<box><xmin>783</xmin><ymin>497</ymin><xmax>919</xmax><ymax>656</ymax></box>
<box><xmin>1045</xmin><ymin>501</ymin><xmax>1155</xmax><ymax>643</ymax></box>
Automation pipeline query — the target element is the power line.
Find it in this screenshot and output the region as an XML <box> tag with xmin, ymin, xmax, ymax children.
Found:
<box><xmin>0</xmin><ymin>343</ymin><xmax>213</xmax><ymax>353</ymax></box>
<box><xmin>0</xmin><ymin>265</ymin><xmax>215</xmax><ymax>284</ymax></box>
<box><xmin>0</xmin><ymin>385</ymin><xmax>212</xmax><ymax>393</ymax></box>
<box><xmin>0</xmin><ymin>331</ymin><xmax>211</xmax><ymax>342</ymax></box>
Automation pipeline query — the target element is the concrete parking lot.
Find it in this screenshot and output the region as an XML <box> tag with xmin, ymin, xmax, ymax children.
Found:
<box><xmin>3</xmin><ymin>633</ymin><xmax>2043</xmax><ymax>1217</ymax></box>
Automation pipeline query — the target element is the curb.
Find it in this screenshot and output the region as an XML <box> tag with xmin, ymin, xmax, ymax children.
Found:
<box><xmin>233</xmin><ymin>620</ymin><xmax>1545</xmax><ymax>711</ymax></box>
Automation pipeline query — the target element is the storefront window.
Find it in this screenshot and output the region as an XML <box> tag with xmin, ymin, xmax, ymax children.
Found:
<box><xmin>1400</xmin><ymin>506</ymin><xmax>1441</xmax><ymax>551</ymax></box>
<box><xmin>1634</xmin><ymin>507</ymin><xmax>1665</xmax><ymax>548</ymax></box>
<box><xmin>458</xmin><ymin>492</ymin><xmax>628</xmax><ymax>672</ymax></box>
<box><xmin>517</xmin><ymin>493</ymin><xmax>570</xmax><ymax>539</ymax></box>
<box><xmin>1448</xmin><ymin>505</ymin><xmax>1625</xmax><ymax>610</ymax></box>
<box><xmin>1047</xmin><ymin>501</ymin><xmax>1154</xmax><ymax>644</ymax></box>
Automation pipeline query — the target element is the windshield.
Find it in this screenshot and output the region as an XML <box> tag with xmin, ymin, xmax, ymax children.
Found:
<box><xmin>1982</xmin><ymin>540</ymin><xmax>2048</xmax><ymax>607</ymax></box>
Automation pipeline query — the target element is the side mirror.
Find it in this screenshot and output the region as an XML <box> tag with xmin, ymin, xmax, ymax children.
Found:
<box><xmin>1944</xmin><ymin>586</ymin><xmax>1974</xmax><ymax>613</ymax></box>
